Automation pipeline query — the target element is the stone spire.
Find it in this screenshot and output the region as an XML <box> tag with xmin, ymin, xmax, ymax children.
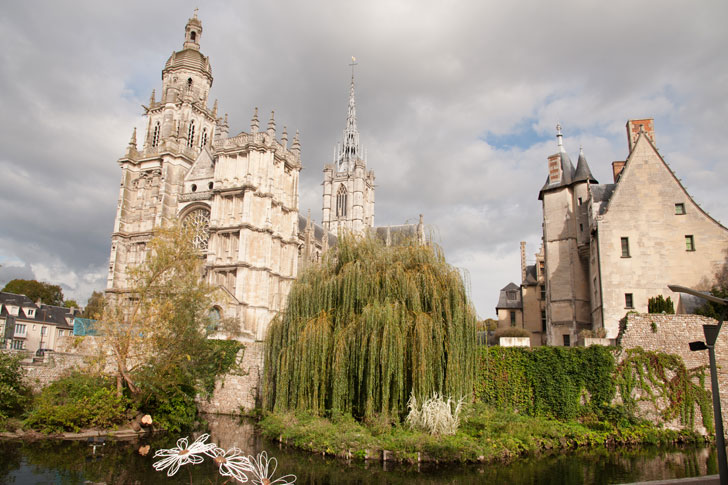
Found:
<box><xmin>267</xmin><ymin>110</ymin><xmax>276</xmax><ymax>138</ymax></box>
<box><xmin>335</xmin><ymin>65</ymin><xmax>363</xmax><ymax>172</ymax></box>
<box><xmin>129</xmin><ymin>127</ymin><xmax>137</xmax><ymax>148</ymax></box>
<box><xmin>251</xmin><ymin>107</ymin><xmax>259</xmax><ymax>134</ymax></box>
<box><xmin>281</xmin><ymin>126</ymin><xmax>288</xmax><ymax>149</ymax></box>
<box><xmin>556</xmin><ymin>122</ymin><xmax>564</xmax><ymax>153</ymax></box>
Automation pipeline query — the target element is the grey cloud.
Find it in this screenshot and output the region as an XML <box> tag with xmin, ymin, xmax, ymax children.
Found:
<box><xmin>1</xmin><ymin>0</ymin><xmax>727</xmax><ymax>317</ymax></box>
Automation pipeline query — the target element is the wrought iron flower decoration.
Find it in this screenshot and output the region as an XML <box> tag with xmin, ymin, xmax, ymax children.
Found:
<box><xmin>208</xmin><ymin>446</ymin><xmax>250</xmax><ymax>483</ymax></box>
<box><xmin>152</xmin><ymin>433</ymin><xmax>217</xmax><ymax>477</ymax></box>
<box><xmin>244</xmin><ymin>451</ymin><xmax>297</xmax><ymax>485</ymax></box>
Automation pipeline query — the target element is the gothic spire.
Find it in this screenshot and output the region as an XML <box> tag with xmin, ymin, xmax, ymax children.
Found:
<box><xmin>335</xmin><ymin>60</ymin><xmax>362</xmax><ymax>172</ymax></box>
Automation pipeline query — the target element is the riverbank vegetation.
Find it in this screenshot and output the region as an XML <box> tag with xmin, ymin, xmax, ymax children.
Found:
<box><xmin>1</xmin><ymin>223</ymin><xmax>243</xmax><ymax>434</ymax></box>
<box><xmin>259</xmin><ymin>404</ymin><xmax>707</xmax><ymax>464</ymax></box>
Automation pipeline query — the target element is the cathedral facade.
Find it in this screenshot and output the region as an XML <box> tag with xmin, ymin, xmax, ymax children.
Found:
<box><xmin>106</xmin><ymin>14</ymin><xmax>428</xmax><ymax>342</ymax></box>
<box><xmin>107</xmin><ymin>14</ymin><xmax>311</xmax><ymax>341</ymax></box>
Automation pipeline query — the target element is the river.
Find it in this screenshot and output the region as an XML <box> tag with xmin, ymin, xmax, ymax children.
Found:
<box><xmin>0</xmin><ymin>415</ymin><xmax>718</xmax><ymax>484</ymax></box>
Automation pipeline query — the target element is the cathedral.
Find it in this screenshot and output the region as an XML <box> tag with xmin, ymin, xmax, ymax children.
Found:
<box><xmin>497</xmin><ymin>119</ymin><xmax>728</xmax><ymax>346</ymax></box>
<box><xmin>106</xmin><ymin>13</ymin><xmax>423</xmax><ymax>342</ymax></box>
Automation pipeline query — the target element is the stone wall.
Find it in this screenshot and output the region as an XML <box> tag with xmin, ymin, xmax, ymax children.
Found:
<box><xmin>619</xmin><ymin>313</ymin><xmax>727</xmax><ymax>429</ymax></box>
<box><xmin>198</xmin><ymin>341</ymin><xmax>264</xmax><ymax>415</ymax></box>
<box><xmin>21</xmin><ymin>352</ymin><xmax>88</xmax><ymax>392</ymax></box>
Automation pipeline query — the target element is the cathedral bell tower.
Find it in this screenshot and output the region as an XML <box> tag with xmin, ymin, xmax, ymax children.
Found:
<box><xmin>322</xmin><ymin>65</ymin><xmax>375</xmax><ymax>236</ymax></box>
<box><xmin>107</xmin><ymin>11</ymin><xmax>219</xmax><ymax>294</ymax></box>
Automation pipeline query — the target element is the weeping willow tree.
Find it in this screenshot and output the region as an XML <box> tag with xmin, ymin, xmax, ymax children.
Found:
<box><xmin>263</xmin><ymin>234</ymin><xmax>477</xmax><ymax>421</ymax></box>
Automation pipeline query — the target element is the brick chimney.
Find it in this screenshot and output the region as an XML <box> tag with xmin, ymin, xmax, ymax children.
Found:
<box><xmin>548</xmin><ymin>154</ymin><xmax>561</xmax><ymax>185</ymax></box>
<box><xmin>626</xmin><ymin>118</ymin><xmax>655</xmax><ymax>153</ymax></box>
<box><xmin>612</xmin><ymin>161</ymin><xmax>626</xmax><ymax>182</ymax></box>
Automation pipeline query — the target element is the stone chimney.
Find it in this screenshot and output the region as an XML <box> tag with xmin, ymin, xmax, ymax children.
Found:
<box><xmin>626</xmin><ymin>118</ymin><xmax>655</xmax><ymax>153</ymax></box>
<box><xmin>520</xmin><ymin>241</ymin><xmax>527</xmax><ymax>283</ymax></box>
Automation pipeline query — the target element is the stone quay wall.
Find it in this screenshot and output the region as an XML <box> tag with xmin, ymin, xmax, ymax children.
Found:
<box><xmin>619</xmin><ymin>313</ymin><xmax>728</xmax><ymax>429</ymax></box>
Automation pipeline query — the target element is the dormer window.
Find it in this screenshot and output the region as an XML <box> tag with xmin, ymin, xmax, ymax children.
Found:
<box><xmin>7</xmin><ymin>305</ymin><xmax>19</xmax><ymax>316</ymax></box>
<box><xmin>25</xmin><ymin>308</ymin><xmax>35</xmax><ymax>318</ymax></box>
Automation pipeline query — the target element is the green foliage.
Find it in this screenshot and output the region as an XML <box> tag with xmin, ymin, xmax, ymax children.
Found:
<box><xmin>648</xmin><ymin>295</ymin><xmax>675</xmax><ymax>314</ymax></box>
<box><xmin>2</xmin><ymin>279</ymin><xmax>63</xmax><ymax>306</ymax></box>
<box><xmin>478</xmin><ymin>318</ymin><xmax>498</xmax><ymax>331</ymax></box>
<box><xmin>695</xmin><ymin>287</ymin><xmax>728</xmax><ymax>320</ymax></box>
<box><xmin>263</xmin><ymin>235</ymin><xmax>477</xmax><ymax>422</ymax></box>
<box><xmin>493</xmin><ymin>327</ymin><xmax>531</xmax><ymax>339</ymax></box>
<box><xmin>614</xmin><ymin>347</ymin><xmax>713</xmax><ymax>432</ymax></box>
<box><xmin>82</xmin><ymin>290</ymin><xmax>105</xmax><ymax>319</ymax></box>
<box><xmin>25</xmin><ymin>372</ymin><xmax>133</xmax><ymax>433</ymax></box>
<box><xmin>476</xmin><ymin>346</ymin><xmax>616</xmax><ymax>420</ymax></box>
<box><xmin>259</xmin><ymin>404</ymin><xmax>706</xmax><ymax>464</ymax></box>
<box><xmin>63</xmin><ymin>299</ymin><xmax>79</xmax><ymax>309</ymax></box>
<box><xmin>0</xmin><ymin>352</ymin><xmax>31</xmax><ymax>421</ymax></box>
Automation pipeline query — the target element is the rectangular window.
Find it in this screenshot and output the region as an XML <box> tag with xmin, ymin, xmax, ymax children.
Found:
<box><xmin>579</xmin><ymin>223</ymin><xmax>584</xmax><ymax>232</ymax></box>
<box><xmin>563</xmin><ymin>335</ymin><xmax>571</xmax><ymax>347</ymax></box>
<box><xmin>510</xmin><ymin>311</ymin><xmax>516</xmax><ymax>327</ymax></box>
<box><xmin>685</xmin><ymin>235</ymin><xmax>695</xmax><ymax>251</ymax></box>
<box><xmin>621</xmin><ymin>237</ymin><xmax>630</xmax><ymax>258</ymax></box>
<box><xmin>540</xmin><ymin>285</ymin><xmax>546</xmax><ymax>300</ymax></box>
<box><xmin>578</xmin><ymin>197</ymin><xmax>583</xmax><ymax>206</ymax></box>
<box><xmin>675</xmin><ymin>203</ymin><xmax>685</xmax><ymax>215</ymax></box>
<box><xmin>14</xmin><ymin>324</ymin><xmax>26</xmax><ymax>335</ymax></box>
<box><xmin>541</xmin><ymin>310</ymin><xmax>546</xmax><ymax>332</ymax></box>
<box><xmin>625</xmin><ymin>293</ymin><xmax>634</xmax><ymax>309</ymax></box>
<box><xmin>11</xmin><ymin>340</ymin><xmax>24</xmax><ymax>350</ymax></box>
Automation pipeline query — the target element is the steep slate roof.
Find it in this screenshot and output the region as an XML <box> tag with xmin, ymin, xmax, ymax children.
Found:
<box><xmin>590</xmin><ymin>184</ymin><xmax>616</xmax><ymax>215</ymax></box>
<box><xmin>0</xmin><ymin>292</ymin><xmax>74</xmax><ymax>327</ymax></box>
<box><xmin>573</xmin><ymin>150</ymin><xmax>598</xmax><ymax>184</ymax></box>
<box><xmin>297</xmin><ymin>214</ymin><xmax>337</xmax><ymax>248</ymax></box>
<box><xmin>523</xmin><ymin>264</ymin><xmax>538</xmax><ymax>286</ymax></box>
<box><xmin>496</xmin><ymin>282</ymin><xmax>522</xmax><ymax>310</ymax></box>
<box><xmin>538</xmin><ymin>151</ymin><xmax>576</xmax><ymax>199</ymax></box>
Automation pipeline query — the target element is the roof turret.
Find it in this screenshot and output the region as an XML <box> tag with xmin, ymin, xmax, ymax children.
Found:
<box><xmin>573</xmin><ymin>146</ymin><xmax>598</xmax><ymax>184</ymax></box>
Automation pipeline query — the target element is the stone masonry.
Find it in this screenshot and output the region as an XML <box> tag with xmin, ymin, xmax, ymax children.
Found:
<box><xmin>620</xmin><ymin>313</ymin><xmax>728</xmax><ymax>429</ymax></box>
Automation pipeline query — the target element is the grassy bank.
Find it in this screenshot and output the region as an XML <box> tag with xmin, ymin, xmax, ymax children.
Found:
<box><xmin>258</xmin><ymin>403</ymin><xmax>708</xmax><ymax>464</ymax></box>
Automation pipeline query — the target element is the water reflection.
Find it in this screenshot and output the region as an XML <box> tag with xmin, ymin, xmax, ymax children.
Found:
<box><xmin>0</xmin><ymin>415</ymin><xmax>718</xmax><ymax>484</ymax></box>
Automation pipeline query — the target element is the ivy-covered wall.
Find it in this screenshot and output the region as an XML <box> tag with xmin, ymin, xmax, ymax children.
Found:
<box><xmin>476</xmin><ymin>346</ymin><xmax>616</xmax><ymax>420</ymax></box>
<box><xmin>619</xmin><ymin>313</ymin><xmax>726</xmax><ymax>432</ymax></box>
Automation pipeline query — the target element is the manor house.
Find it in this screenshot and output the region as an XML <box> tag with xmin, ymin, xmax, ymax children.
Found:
<box><xmin>497</xmin><ymin>120</ymin><xmax>728</xmax><ymax>346</ymax></box>
<box><xmin>106</xmin><ymin>13</ymin><xmax>423</xmax><ymax>342</ymax></box>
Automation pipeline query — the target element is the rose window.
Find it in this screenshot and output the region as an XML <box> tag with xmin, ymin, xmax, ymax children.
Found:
<box><xmin>184</xmin><ymin>208</ymin><xmax>210</xmax><ymax>250</ymax></box>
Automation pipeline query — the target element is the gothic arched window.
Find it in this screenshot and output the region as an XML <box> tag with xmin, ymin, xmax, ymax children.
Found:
<box><xmin>201</xmin><ymin>128</ymin><xmax>208</xmax><ymax>148</ymax></box>
<box><xmin>336</xmin><ymin>185</ymin><xmax>347</xmax><ymax>218</ymax></box>
<box><xmin>183</xmin><ymin>207</ymin><xmax>210</xmax><ymax>250</ymax></box>
<box><xmin>187</xmin><ymin>121</ymin><xmax>195</xmax><ymax>148</ymax></box>
<box><xmin>151</xmin><ymin>122</ymin><xmax>160</xmax><ymax>148</ymax></box>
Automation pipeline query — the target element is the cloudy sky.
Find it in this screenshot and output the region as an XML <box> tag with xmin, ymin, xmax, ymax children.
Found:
<box><xmin>1</xmin><ymin>0</ymin><xmax>726</xmax><ymax>317</ymax></box>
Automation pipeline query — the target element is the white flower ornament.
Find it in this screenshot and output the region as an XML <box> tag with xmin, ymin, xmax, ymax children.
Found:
<box><xmin>209</xmin><ymin>446</ymin><xmax>251</xmax><ymax>483</ymax></box>
<box><xmin>245</xmin><ymin>451</ymin><xmax>297</xmax><ymax>485</ymax></box>
<box><xmin>152</xmin><ymin>433</ymin><xmax>217</xmax><ymax>477</ymax></box>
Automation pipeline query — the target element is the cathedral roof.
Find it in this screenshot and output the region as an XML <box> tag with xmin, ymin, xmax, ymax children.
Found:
<box><xmin>164</xmin><ymin>48</ymin><xmax>212</xmax><ymax>79</ymax></box>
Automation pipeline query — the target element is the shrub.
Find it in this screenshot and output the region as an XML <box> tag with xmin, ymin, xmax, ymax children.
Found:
<box><xmin>493</xmin><ymin>327</ymin><xmax>530</xmax><ymax>339</ymax></box>
<box><xmin>24</xmin><ymin>372</ymin><xmax>133</xmax><ymax>433</ymax></box>
<box><xmin>0</xmin><ymin>352</ymin><xmax>31</xmax><ymax>422</ymax></box>
<box><xmin>648</xmin><ymin>295</ymin><xmax>675</xmax><ymax>314</ymax></box>
<box><xmin>405</xmin><ymin>393</ymin><xmax>464</xmax><ymax>436</ymax></box>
